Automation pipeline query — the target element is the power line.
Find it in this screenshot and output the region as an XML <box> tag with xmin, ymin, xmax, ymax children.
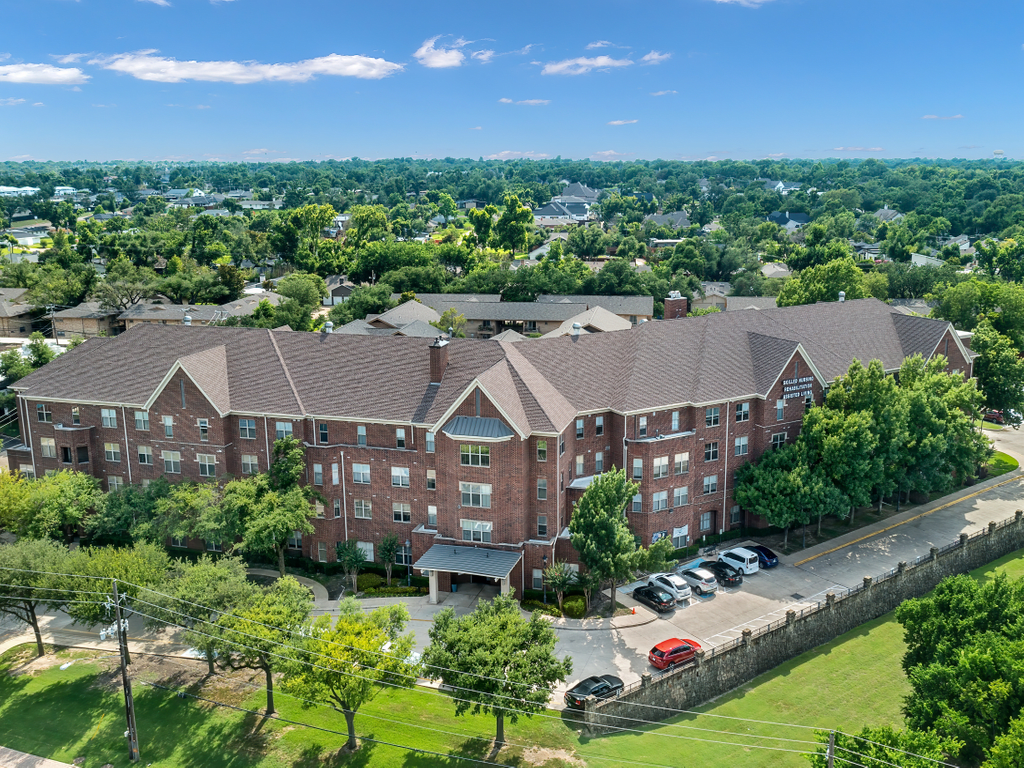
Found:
<box><xmin>838</xmin><ymin>732</ymin><xmax>960</xmax><ymax>767</ymax></box>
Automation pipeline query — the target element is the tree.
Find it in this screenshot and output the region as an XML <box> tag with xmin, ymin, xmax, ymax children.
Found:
<box><xmin>336</xmin><ymin>539</ymin><xmax>367</xmax><ymax>595</ymax></box>
<box><xmin>568</xmin><ymin>468</ymin><xmax>639</xmax><ymax>606</ymax></box>
<box><xmin>327</xmin><ymin>283</ymin><xmax>398</xmax><ymax>325</ymax></box>
<box><xmin>543</xmin><ymin>561</ymin><xmax>577</xmax><ymax>613</ymax></box>
<box><xmin>287</xmin><ymin>204</ymin><xmax>337</xmax><ymax>274</ymax></box>
<box><xmin>985</xmin><ymin>713</ymin><xmax>1024</xmax><ymax>768</ymax></box>
<box><xmin>92</xmin><ymin>256</ymin><xmax>157</xmax><ymax>311</ymax></box>
<box><xmin>0</xmin><ymin>539</ymin><xmax>74</xmax><ymax>656</ymax></box>
<box><xmin>225</xmin><ymin>477</ymin><xmax>316</xmax><ymax>576</ymax></box>
<box><xmin>283</xmin><ymin>605</ymin><xmax>418</xmax><ymax>751</ymax></box>
<box><xmin>12</xmin><ymin>469</ymin><xmax>104</xmax><ymax>540</ymax></box>
<box><xmin>377</xmin><ymin>532</ymin><xmax>401</xmax><ymax>587</ymax></box>
<box><xmin>422</xmin><ymin>593</ymin><xmax>572</xmax><ymax>745</ymax></box>
<box><xmin>493</xmin><ymin>194</ymin><xmax>533</xmax><ymax>255</ymax></box>
<box><xmin>148</xmin><ymin>556</ymin><xmax>255</xmax><ymax>674</ymax></box>
<box><xmin>215</xmin><ymin>577</ymin><xmax>313</xmax><ymax>716</ymax></box>
<box><xmin>432</xmin><ymin>307</ymin><xmax>467</xmax><ymax>338</ymax></box>
<box><xmin>566</xmin><ymin>224</ymin><xmax>607</xmax><ymax>260</ymax></box>
<box><xmin>807</xmin><ymin>726</ymin><xmax>961</xmax><ymax>768</ymax></box>
<box><xmin>435</xmin><ymin>193</ymin><xmax>457</xmax><ymax>223</ymax></box>
<box><xmin>134</xmin><ymin>481</ymin><xmax>228</xmax><ymax>547</ymax></box>
<box><xmin>275</xmin><ymin>271</ymin><xmax>327</xmax><ymax>310</ymax></box>
<box><xmin>777</xmin><ymin>257</ymin><xmax>867</xmax><ymax>307</ymax></box>
<box><xmin>346</xmin><ymin>204</ymin><xmax>391</xmax><ymax>248</ymax></box>
<box><xmin>467</xmin><ymin>205</ymin><xmax>498</xmax><ymax>247</ymax></box>
<box><xmin>799</xmin><ymin>407</ymin><xmax>879</xmax><ymax>526</ymax></box>
<box><xmin>971</xmin><ymin>322</ymin><xmax>1024</xmax><ymax>427</ymax></box>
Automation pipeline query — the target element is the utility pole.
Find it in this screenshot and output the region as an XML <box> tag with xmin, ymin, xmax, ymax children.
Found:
<box><xmin>46</xmin><ymin>304</ymin><xmax>57</xmax><ymax>342</ymax></box>
<box><xmin>110</xmin><ymin>580</ymin><xmax>140</xmax><ymax>762</ymax></box>
<box><xmin>826</xmin><ymin>730</ymin><xmax>835</xmax><ymax>768</ymax></box>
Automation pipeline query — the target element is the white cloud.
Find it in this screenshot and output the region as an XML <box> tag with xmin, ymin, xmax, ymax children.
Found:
<box><xmin>91</xmin><ymin>50</ymin><xmax>403</xmax><ymax>82</ymax></box>
<box><xmin>243</xmin><ymin>148</ymin><xmax>272</xmax><ymax>155</ymax></box>
<box><xmin>498</xmin><ymin>97</ymin><xmax>513</xmax><ymax>103</ymax></box>
<box><xmin>833</xmin><ymin>146</ymin><xmax>884</xmax><ymax>152</ymax></box>
<box><xmin>607</xmin><ymin>119</ymin><xmax>638</xmax><ymax>125</ymax></box>
<box><xmin>32</xmin><ymin>102</ymin><xmax>44</xmax><ymax>107</ymax></box>
<box><xmin>138</xmin><ymin>0</ymin><xmax>172</xmax><ymax>6</ymax></box>
<box><xmin>591</xmin><ymin>150</ymin><xmax>633</xmax><ymax>160</ymax></box>
<box><xmin>413</xmin><ymin>36</ymin><xmax>468</xmax><ymax>68</ymax></box>
<box><xmin>470</xmin><ymin>126</ymin><xmax>482</xmax><ymax>130</ymax></box>
<box><xmin>922</xmin><ymin>114</ymin><xmax>963</xmax><ymax>120</ymax></box>
<box><xmin>485</xmin><ymin>150</ymin><xmax>550</xmax><ymax>160</ymax></box>
<box><xmin>707</xmin><ymin>0</ymin><xmax>775</xmax><ymax>6</ymax></box>
<box><xmin>69</xmin><ymin>86</ymin><xmax>82</xmax><ymax>92</ymax></box>
<box><xmin>52</xmin><ymin>53</ymin><xmax>88</xmax><ymax>64</ymax></box>
<box><xmin>641</xmin><ymin>50</ymin><xmax>671</xmax><ymax>65</ymax></box>
<box><xmin>471</xmin><ymin>50</ymin><xmax>495</xmax><ymax>63</ymax></box>
<box><xmin>542</xmin><ymin>55</ymin><xmax>632</xmax><ymax>75</ymax></box>
<box><xmin>650</xmin><ymin>89</ymin><xmax>677</xmax><ymax>96</ymax></box>
<box><xmin>92</xmin><ymin>103</ymin><xmax>115</xmax><ymax>108</ymax></box>
<box><xmin>499</xmin><ymin>97</ymin><xmax>550</xmax><ymax>105</ymax></box>
<box><xmin>0</xmin><ymin>62</ymin><xmax>90</xmax><ymax>84</ymax></box>
<box><xmin>9</xmin><ymin>154</ymin><xmax>34</xmax><ymax>160</ymax></box>
<box><xmin>586</xmin><ymin>41</ymin><xmax>614</xmax><ymax>49</ymax></box>
<box><xmin>767</xmin><ymin>152</ymin><xmax>786</xmax><ymax>157</ymax></box>
<box><xmin>0</xmin><ymin>98</ymin><xmax>26</xmax><ymax>106</ymax></box>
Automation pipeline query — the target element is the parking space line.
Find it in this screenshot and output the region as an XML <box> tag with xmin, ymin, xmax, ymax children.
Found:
<box><xmin>702</xmin><ymin>586</ymin><xmax>843</xmax><ymax>646</ymax></box>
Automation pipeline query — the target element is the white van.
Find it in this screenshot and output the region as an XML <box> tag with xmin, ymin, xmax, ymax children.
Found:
<box><xmin>720</xmin><ymin>547</ymin><xmax>760</xmax><ymax>575</ymax></box>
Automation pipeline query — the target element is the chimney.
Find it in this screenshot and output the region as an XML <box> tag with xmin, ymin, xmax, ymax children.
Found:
<box><xmin>183</xmin><ymin>314</ymin><xmax>192</xmax><ymax>326</ymax></box>
<box><xmin>571</xmin><ymin>322</ymin><xmax>582</xmax><ymax>338</ymax></box>
<box><xmin>839</xmin><ymin>291</ymin><xmax>846</xmax><ymax>303</ymax></box>
<box><xmin>664</xmin><ymin>290</ymin><xmax>688</xmax><ymax>319</ymax></box>
<box><xmin>429</xmin><ymin>336</ymin><xmax>449</xmax><ymax>384</ymax></box>
<box><xmin>323</xmin><ymin>321</ymin><xmax>333</xmax><ymax>334</ymax></box>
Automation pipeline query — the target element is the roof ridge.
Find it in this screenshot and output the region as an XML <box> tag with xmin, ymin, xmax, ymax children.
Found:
<box><xmin>267</xmin><ymin>328</ymin><xmax>306</xmax><ymax>416</ymax></box>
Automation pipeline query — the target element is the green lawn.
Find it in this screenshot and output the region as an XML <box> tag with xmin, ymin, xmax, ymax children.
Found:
<box><xmin>975</xmin><ymin>417</ymin><xmax>1004</xmax><ymax>431</ymax></box>
<box><xmin>988</xmin><ymin>450</ymin><xmax>1019</xmax><ymax>478</ymax></box>
<box><xmin>6</xmin><ymin>548</ymin><xmax>1024</xmax><ymax>768</ymax></box>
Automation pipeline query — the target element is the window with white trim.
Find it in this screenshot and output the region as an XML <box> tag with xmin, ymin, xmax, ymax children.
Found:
<box><xmin>36</xmin><ymin>404</ymin><xmax>51</xmax><ymax>423</ymax></box>
<box><xmin>575</xmin><ymin>455</ymin><xmax>584</xmax><ymax>476</ymax></box>
<box><xmin>313</xmin><ymin>463</ymin><xmax>323</xmax><ymax>485</ymax></box>
<box><xmin>638</xmin><ymin>416</ymin><xmax>647</xmax><ymax>437</ymax></box>
<box><xmin>461</xmin><ymin>519</ymin><xmax>492</xmax><ymax>543</ymax></box>
<box><xmin>595</xmin><ymin>416</ymin><xmax>604</xmax><ymax>436</ymax></box>
<box><xmin>736</xmin><ymin>403</ymin><xmax>749</xmax><ymax>422</ymax></box>
<box><xmin>672</xmin><ymin>527</ymin><xmax>688</xmax><ymax>549</ymax></box>
<box><xmin>198</xmin><ymin>418</ymin><xmax>209</xmax><ymax>442</ymax></box>
<box><xmin>705</xmin><ymin>442</ymin><xmax>719</xmax><ymax>461</ymax></box>
<box><xmin>317</xmin><ymin>542</ymin><xmax>328</xmax><ymax>563</ymax></box>
<box><xmin>135</xmin><ymin>411</ymin><xmax>149</xmax><ymax>431</ymax></box>
<box><xmin>735</xmin><ymin>436</ymin><xmax>748</xmax><ymax>456</ymax></box>
<box><xmin>162</xmin><ymin>415</ymin><xmax>174</xmax><ymax>438</ymax></box>
<box><xmin>576</xmin><ymin>419</ymin><xmax>584</xmax><ymax>439</ymax></box>
<box><xmin>595</xmin><ymin>451</ymin><xmax>604</xmax><ymax>473</ymax></box>
<box><xmin>537</xmin><ymin>478</ymin><xmax>547</xmax><ymax>500</ymax></box>
<box><xmin>426</xmin><ymin>469</ymin><xmax>436</xmax><ymax>490</ymax></box>
<box><xmin>357</xmin><ymin>425</ymin><xmax>367</xmax><ymax>446</ymax></box>
<box><xmin>162</xmin><ymin>450</ymin><xmax>181</xmax><ymax>474</ymax></box>
<box><xmin>287</xmin><ymin>531</ymin><xmax>302</xmax><ymax>549</ymax></box>
<box><xmin>532</xmin><ymin>569</ymin><xmax>544</xmax><ymax>590</ymax></box>
<box><xmin>700</xmin><ymin>511</ymin><xmax>712</xmax><ymax>531</ymax></box>
<box><xmin>705</xmin><ymin>407</ymin><xmax>719</xmax><ymax>427</ymax></box>
<box><xmin>396</xmin><ymin>544</ymin><xmax>412</xmax><ymax>566</ymax></box>
<box><xmin>776</xmin><ymin>400</ymin><xmax>785</xmax><ymax>421</ymax></box>
<box><xmin>242</xmin><ymin>455</ymin><xmax>258</xmax><ymax>474</ymax></box>
<box><xmin>206</xmin><ymin>540</ymin><xmax>223</xmax><ymax>552</ymax></box>
<box><xmin>632</xmin><ymin>493</ymin><xmax>642</xmax><ymax>512</ymax></box>
<box><xmin>653</xmin><ymin>491</ymin><xmax>668</xmax><ymax>511</ymax></box>
<box><xmin>198</xmin><ymin>454</ymin><xmax>216</xmax><ymax>477</ymax></box>
<box><xmin>674</xmin><ymin>487</ymin><xmax>688</xmax><ymax>507</ymax></box>
<box><xmin>353</xmin><ymin>463</ymin><xmax>370</xmax><ymax>484</ymax></box>
<box><xmin>40</xmin><ymin>437</ymin><xmax>56</xmax><ymax>459</ymax></box>
<box><xmin>703</xmin><ymin>475</ymin><xmax>718</xmax><ymax>494</ymax></box>
<box><xmin>653</xmin><ymin>456</ymin><xmax>669</xmax><ymax>479</ymax></box>
<box><xmin>391</xmin><ymin>466</ymin><xmax>410</xmax><ymax>487</ymax></box>
<box><xmin>315</xmin><ymin>501</ymin><xmax>325</xmax><ymax>518</ymax></box>
<box><xmin>460</xmin><ymin>445</ymin><xmax>490</xmax><ymax>467</ymax></box>
<box><xmin>632</xmin><ymin>458</ymin><xmax>643</xmax><ymax>480</ymax></box>
<box><xmin>672</xmin><ymin>411</ymin><xmax>679</xmax><ymax>431</ymax></box>
<box><xmin>396</xmin><ymin>428</ymin><xmax>406</xmax><ymax>449</ymax></box>
<box><xmin>356</xmin><ymin>541</ymin><xmax>374</xmax><ymax>560</ymax></box>
<box><xmin>104</xmin><ymin>442</ymin><xmax>121</xmax><ymax>462</ymax></box>
<box><xmin>354</xmin><ymin>500</ymin><xmax>372</xmax><ymax>519</ymax></box>
<box><xmin>675</xmin><ymin>452</ymin><xmax>689</xmax><ymax>474</ymax></box>
<box><xmin>333</xmin><ymin>499</ymin><xmax>341</xmax><ymax>519</ymax></box>
<box><xmin>239</xmin><ymin>418</ymin><xmax>256</xmax><ymax>439</ymax></box>
<box><xmin>559</xmin><ymin>434</ymin><xmax>565</xmax><ymax>455</ymax></box>
<box><xmin>276</xmin><ymin>421</ymin><xmax>293</xmax><ymax>440</ymax></box>
<box><xmin>460</xmin><ymin>482</ymin><xmax>491</xmax><ymax>508</ymax></box>
<box><xmin>538</xmin><ymin>515</ymin><xmax>547</xmax><ymax>537</ymax></box>
<box><xmin>101</xmin><ymin>408</ymin><xmax>117</xmax><ymax>428</ymax></box>
<box><xmin>171</xmin><ymin>537</ymin><xmax>185</xmax><ymax>548</ymax></box>
<box><xmin>18</xmin><ymin>464</ymin><xmax>34</xmax><ymax>480</ymax></box>
<box><xmin>393</xmin><ymin>503</ymin><xmax>411</xmax><ymax>523</ymax></box>
<box><xmin>537</xmin><ymin>440</ymin><xmax>547</xmax><ymax>462</ymax></box>
<box><xmin>730</xmin><ymin>505</ymin><xmax>742</xmax><ymax>525</ymax></box>
<box><xmin>71</xmin><ymin>407</ymin><xmax>80</xmax><ymax>425</ymax></box>
<box><xmin>772</xmin><ymin>433</ymin><xmax>787</xmax><ymax>449</ymax></box>
<box><xmin>427</xmin><ymin>505</ymin><xmax>437</xmax><ymax>527</ymax></box>
<box><xmin>138</xmin><ymin>446</ymin><xmax>153</xmax><ymax>465</ymax></box>
<box><xmin>426</xmin><ymin>431</ymin><xmax>435</xmax><ymax>453</ymax></box>
<box><xmin>331</xmin><ymin>463</ymin><xmax>339</xmax><ymax>485</ymax></box>
<box><xmin>319</xmin><ymin>423</ymin><xmax>329</xmax><ymax>444</ymax></box>
<box><xmin>108</xmin><ymin>476</ymin><xmax>123</xmax><ymax>492</ymax></box>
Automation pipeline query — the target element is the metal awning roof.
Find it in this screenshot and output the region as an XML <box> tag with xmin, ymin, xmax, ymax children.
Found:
<box><xmin>414</xmin><ymin>544</ymin><xmax>522</xmax><ymax>579</ymax></box>
<box><xmin>442</xmin><ymin>416</ymin><xmax>514</xmax><ymax>439</ymax></box>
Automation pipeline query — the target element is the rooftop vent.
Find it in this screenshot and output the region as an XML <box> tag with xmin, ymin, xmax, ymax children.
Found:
<box><xmin>839</xmin><ymin>291</ymin><xmax>846</xmax><ymax>303</ymax></box>
<box><xmin>323</xmin><ymin>321</ymin><xmax>333</xmax><ymax>334</ymax></box>
<box><xmin>183</xmin><ymin>315</ymin><xmax>192</xmax><ymax>326</ymax></box>
<box><xmin>571</xmin><ymin>322</ymin><xmax>582</xmax><ymax>338</ymax></box>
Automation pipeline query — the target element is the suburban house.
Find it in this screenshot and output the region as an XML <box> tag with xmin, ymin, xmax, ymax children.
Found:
<box><xmin>239</xmin><ymin>199</ymin><xmax>284</xmax><ymax>211</ymax></box>
<box><xmin>644</xmin><ymin>211</ymin><xmax>690</xmax><ymax>230</ymax></box>
<box><xmin>0</xmin><ymin>288</ymin><xmax>34</xmax><ymax>337</ymax></box>
<box><xmin>535</xmin><ymin>295</ymin><xmax>654</xmax><ymax>324</ymax></box>
<box><xmin>8</xmin><ymin>299</ymin><xmax>973</xmax><ymax>604</ymax></box>
<box><xmin>767</xmin><ymin>211</ymin><xmax>811</xmax><ymax>231</ymax></box>
<box><xmin>555</xmin><ymin>183</ymin><xmax>600</xmax><ymax>204</ymax></box>
<box><xmin>762</xmin><ymin>180</ymin><xmax>802</xmax><ymax>195</ymax></box>
<box><xmin>911</xmin><ymin>253</ymin><xmax>946</xmax><ymax>269</ymax></box>
<box><xmin>52</xmin><ymin>302</ymin><xmax>120</xmax><ymax>339</ymax></box>
<box><xmin>118</xmin><ymin>293</ymin><xmax>284</xmax><ymax>329</ymax></box>
<box><xmin>323</xmin><ymin>275</ymin><xmax>355</xmax><ymax>306</ymax></box>
<box><xmin>760</xmin><ymin>262</ymin><xmax>792</xmax><ymax>279</ymax></box>
<box><xmin>539</xmin><ymin>306</ymin><xmax>632</xmax><ymax>338</ymax></box>
<box><xmin>874</xmin><ymin>206</ymin><xmax>904</xmax><ymax>224</ymax></box>
<box><xmin>336</xmin><ymin>318</ymin><xmax>439</xmax><ymax>338</ymax></box>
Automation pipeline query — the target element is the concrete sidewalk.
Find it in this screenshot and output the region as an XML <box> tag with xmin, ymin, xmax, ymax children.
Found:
<box><xmin>0</xmin><ymin>746</ymin><xmax>74</xmax><ymax>768</ymax></box>
<box><xmin>245</xmin><ymin>568</ymin><xmax>329</xmax><ymax>602</ymax></box>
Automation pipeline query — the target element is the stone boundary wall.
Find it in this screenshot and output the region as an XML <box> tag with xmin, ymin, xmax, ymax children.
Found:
<box><xmin>583</xmin><ymin>510</ymin><xmax>1024</xmax><ymax>732</ymax></box>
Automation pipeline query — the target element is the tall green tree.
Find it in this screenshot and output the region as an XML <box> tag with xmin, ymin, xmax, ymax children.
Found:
<box><xmin>283</xmin><ymin>604</ymin><xmax>418</xmax><ymax>750</ymax></box>
<box><xmin>971</xmin><ymin>322</ymin><xmax>1024</xmax><ymax>426</ymax></box>
<box><xmin>467</xmin><ymin>204</ymin><xmax>498</xmax><ymax>247</ymax></box>
<box><xmin>543</xmin><ymin>561</ymin><xmax>577</xmax><ymax>614</ymax></box>
<box><xmin>799</xmin><ymin>407</ymin><xmax>879</xmax><ymax>525</ymax></box>
<box><xmin>0</xmin><ymin>539</ymin><xmax>75</xmax><ymax>656</ymax></box>
<box><xmin>777</xmin><ymin>256</ymin><xmax>867</xmax><ymax>307</ymax></box>
<box><xmin>377</xmin><ymin>532</ymin><xmax>401</xmax><ymax>587</ymax></box>
<box><xmin>493</xmin><ymin>194</ymin><xmax>533</xmax><ymax>255</ymax></box>
<box><xmin>92</xmin><ymin>256</ymin><xmax>158</xmax><ymax>311</ymax></box>
<box><xmin>422</xmin><ymin>593</ymin><xmax>572</xmax><ymax>745</ymax></box>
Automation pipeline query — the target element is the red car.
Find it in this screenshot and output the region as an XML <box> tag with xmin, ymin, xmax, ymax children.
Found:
<box><xmin>983</xmin><ymin>409</ymin><xmax>1005</xmax><ymax>424</ymax></box>
<box><xmin>648</xmin><ymin>638</ymin><xmax>702</xmax><ymax>670</ymax></box>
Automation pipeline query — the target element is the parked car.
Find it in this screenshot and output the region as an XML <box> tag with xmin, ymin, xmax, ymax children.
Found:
<box><xmin>983</xmin><ymin>409</ymin><xmax>1005</xmax><ymax>424</ymax></box>
<box><xmin>647</xmin><ymin>572</ymin><xmax>693</xmax><ymax>601</ymax></box>
<box><xmin>676</xmin><ymin>567</ymin><xmax>719</xmax><ymax>595</ymax></box>
<box><xmin>648</xmin><ymin>637</ymin><xmax>702</xmax><ymax>670</ymax></box>
<box><xmin>720</xmin><ymin>547</ymin><xmax>761</xmax><ymax>575</ymax></box>
<box><xmin>703</xmin><ymin>559</ymin><xmax>743</xmax><ymax>587</ymax></box>
<box><xmin>748</xmin><ymin>544</ymin><xmax>779</xmax><ymax>569</ymax></box>
<box><xmin>632</xmin><ymin>585</ymin><xmax>676</xmax><ymax>613</ymax></box>
<box><xmin>564</xmin><ymin>675</ymin><xmax>625</xmax><ymax>708</ymax></box>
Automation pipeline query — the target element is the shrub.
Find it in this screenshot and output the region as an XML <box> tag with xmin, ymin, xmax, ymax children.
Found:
<box><xmin>521</xmin><ymin>599</ymin><xmax>561</xmax><ymax>618</ymax></box>
<box><xmin>362</xmin><ymin>586</ymin><xmax>426</xmax><ymax>598</ymax></box>
<box><xmin>357</xmin><ymin>573</ymin><xmax>383</xmax><ymax>591</ymax></box>
<box><xmin>563</xmin><ymin>597</ymin><xmax>586</xmax><ymax>619</ymax></box>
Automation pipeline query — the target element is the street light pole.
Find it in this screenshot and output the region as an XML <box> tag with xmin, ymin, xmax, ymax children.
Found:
<box><xmin>542</xmin><ymin>555</ymin><xmax>548</xmax><ymax>604</ymax></box>
<box><xmin>406</xmin><ymin>539</ymin><xmax>411</xmax><ymax>587</ymax></box>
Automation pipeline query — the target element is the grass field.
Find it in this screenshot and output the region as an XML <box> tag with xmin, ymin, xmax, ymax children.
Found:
<box><xmin>988</xmin><ymin>450</ymin><xmax>1019</xmax><ymax>477</ymax></box>
<box><xmin>6</xmin><ymin>548</ymin><xmax>1024</xmax><ymax>768</ymax></box>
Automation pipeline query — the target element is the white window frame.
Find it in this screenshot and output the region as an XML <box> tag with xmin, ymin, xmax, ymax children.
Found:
<box><xmin>735</xmin><ymin>436</ymin><xmax>748</xmax><ymax>456</ymax></box>
<box><xmin>537</xmin><ymin>440</ymin><xmax>547</xmax><ymax>462</ymax></box>
<box><xmin>354</xmin><ymin>500</ymin><xmax>372</xmax><ymax>519</ymax></box>
<box><xmin>319</xmin><ymin>423</ymin><xmax>329</xmax><ymax>444</ymax></box>
<box><xmin>460</xmin><ymin>445</ymin><xmax>490</xmax><ymax>467</ymax></box>
<box><xmin>36</xmin><ymin>404</ymin><xmax>51</xmax><ymax>423</ymax></box>
<box><xmin>460</xmin><ymin>482</ymin><xmax>491</xmax><ymax>508</ymax></box>
<box><xmin>532</xmin><ymin>569</ymin><xmax>544</xmax><ymax>591</ymax></box>
<box><xmin>357</xmin><ymin>425</ymin><xmax>367</xmax><ymax>446</ymax></box>
<box><xmin>705</xmin><ymin>442</ymin><xmax>719</xmax><ymax>462</ymax></box>
<box><xmin>776</xmin><ymin>399</ymin><xmax>785</xmax><ymax>421</ymax></box>
<box><xmin>426</xmin><ymin>431</ymin><xmax>435</xmax><ymax>453</ymax></box>
<box><xmin>242</xmin><ymin>454</ymin><xmax>258</xmax><ymax>475</ymax></box>
<box><xmin>108</xmin><ymin>476</ymin><xmax>123</xmax><ymax>492</ymax></box>
<box><xmin>653</xmin><ymin>491</ymin><xmax>668</xmax><ymax>511</ymax></box>
<box><xmin>162</xmin><ymin>415</ymin><xmax>174</xmax><ymax>438</ymax></box>
<box><xmin>40</xmin><ymin>437</ymin><xmax>56</xmax><ymax>459</ymax></box>
<box><xmin>703</xmin><ymin>475</ymin><xmax>718</xmax><ymax>495</ymax></box>
<box><xmin>427</xmin><ymin>505</ymin><xmax>437</xmax><ymax>528</ymax></box>
<box><xmin>575</xmin><ymin>454</ymin><xmax>584</xmax><ymax>476</ymax></box>
<box><xmin>198</xmin><ymin>418</ymin><xmax>209</xmax><ymax>442</ymax></box>
<box><xmin>595</xmin><ymin>451</ymin><xmax>604</xmax><ymax>473</ymax></box>
<box><xmin>391</xmin><ymin>466</ymin><xmax>410</xmax><ymax>488</ymax></box>
<box><xmin>426</xmin><ymin>469</ymin><xmax>436</xmax><ymax>490</ymax></box>
<box><xmin>104</xmin><ymin>442</ymin><xmax>121</xmax><ymax>462</ymax></box>
<box><xmin>138</xmin><ymin>446</ymin><xmax>154</xmax><ymax>465</ymax></box>
<box><xmin>396</xmin><ymin>428</ymin><xmax>406</xmax><ymax>449</ymax></box>
<box><xmin>317</xmin><ymin>542</ymin><xmax>328</xmax><ymax>563</ymax></box>
<box><xmin>197</xmin><ymin>453</ymin><xmax>216</xmax><ymax>477</ymax></box>
<box><xmin>135</xmin><ymin>411</ymin><xmax>149</xmax><ymax>431</ymax></box>
<box><xmin>537</xmin><ymin>478</ymin><xmax>547</xmax><ymax>500</ymax></box>
<box><xmin>162</xmin><ymin>450</ymin><xmax>181</xmax><ymax>474</ymax></box>
<box><xmin>674</xmin><ymin>487</ymin><xmax>688</xmax><ymax>507</ymax></box>
<box><xmin>632</xmin><ymin>458</ymin><xmax>643</xmax><ymax>480</ymax></box>
<box><xmin>393</xmin><ymin>502</ymin><xmax>412</xmax><ymax>523</ymax></box>
<box><xmin>705</xmin><ymin>407</ymin><xmax>719</xmax><ymax>427</ymax></box>
<box><xmin>287</xmin><ymin>530</ymin><xmax>302</xmax><ymax>550</ymax></box>
<box><xmin>595</xmin><ymin>416</ymin><xmax>604</xmax><ymax>436</ymax></box>
<box><xmin>576</xmin><ymin>419</ymin><xmax>584</xmax><ymax>439</ymax></box>
<box><xmin>101</xmin><ymin>408</ymin><xmax>117</xmax><ymax>428</ymax></box>
<box><xmin>772</xmin><ymin>433</ymin><xmax>788</xmax><ymax>449</ymax></box>
<box><xmin>671</xmin><ymin>411</ymin><xmax>679</xmax><ymax>431</ymax></box>
<box><xmin>631</xmin><ymin>493</ymin><xmax>642</xmax><ymax>513</ymax></box>
<box><xmin>653</xmin><ymin>455</ymin><xmax>669</xmax><ymax>479</ymax></box>
<box><xmin>313</xmin><ymin>463</ymin><xmax>323</xmax><ymax>485</ymax></box>
<box><xmin>460</xmin><ymin>519</ymin><xmax>492</xmax><ymax>543</ymax></box>
<box><xmin>275</xmin><ymin>421</ymin><xmax>293</xmax><ymax>440</ymax></box>
<box><xmin>675</xmin><ymin>452</ymin><xmax>689</xmax><ymax>475</ymax></box>
<box><xmin>331</xmin><ymin>462</ymin><xmax>339</xmax><ymax>485</ymax></box>
<box><xmin>638</xmin><ymin>416</ymin><xmax>647</xmax><ymax>437</ymax></box>
<box><xmin>537</xmin><ymin>515</ymin><xmax>548</xmax><ymax>538</ymax></box>
<box><xmin>352</xmin><ymin>463</ymin><xmax>371</xmax><ymax>484</ymax></box>
<box><xmin>700</xmin><ymin>511</ymin><xmax>712</xmax><ymax>531</ymax></box>
<box><xmin>333</xmin><ymin>499</ymin><xmax>342</xmax><ymax>519</ymax></box>
<box><xmin>239</xmin><ymin>418</ymin><xmax>256</xmax><ymax>439</ymax></box>
<box><xmin>356</xmin><ymin>541</ymin><xmax>374</xmax><ymax>561</ymax></box>
<box><xmin>731</xmin><ymin>505</ymin><xmax>742</xmax><ymax>525</ymax></box>
<box><xmin>736</xmin><ymin>403</ymin><xmax>750</xmax><ymax>423</ymax></box>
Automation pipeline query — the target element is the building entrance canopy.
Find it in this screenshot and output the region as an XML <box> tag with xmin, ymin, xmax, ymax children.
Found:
<box><xmin>413</xmin><ymin>544</ymin><xmax>522</xmax><ymax>604</ymax></box>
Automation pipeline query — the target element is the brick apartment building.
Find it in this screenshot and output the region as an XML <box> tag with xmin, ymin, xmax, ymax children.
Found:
<box><xmin>8</xmin><ymin>298</ymin><xmax>972</xmax><ymax>603</ymax></box>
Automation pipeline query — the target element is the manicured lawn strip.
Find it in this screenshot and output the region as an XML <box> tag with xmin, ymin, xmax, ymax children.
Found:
<box><xmin>987</xmin><ymin>450</ymin><xmax>1019</xmax><ymax>477</ymax></box>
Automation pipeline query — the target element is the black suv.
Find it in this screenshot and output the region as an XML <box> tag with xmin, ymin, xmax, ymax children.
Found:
<box><xmin>703</xmin><ymin>560</ymin><xmax>743</xmax><ymax>587</ymax></box>
<box><xmin>564</xmin><ymin>675</ymin><xmax>625</xmax><ymax>708</ymax></box>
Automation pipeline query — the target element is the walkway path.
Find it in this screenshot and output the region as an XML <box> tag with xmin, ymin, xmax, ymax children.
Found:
<box><xmin>245</xmin><ymin>568</ymin><xmax>329</xmax><ymax>602</ymax></box>
<box><xmin>0</xmin><ymin>746</ymin><xmax>74</xmax><ymax>768</ymax></box>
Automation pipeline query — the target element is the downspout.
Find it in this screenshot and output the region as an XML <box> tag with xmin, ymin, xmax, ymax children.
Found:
<box><xmin>722</xmin><ymin>401</ymin><xmax>731</xmax><ymax>535</ymax></box>
<box><xmin>121</xmin><ymin>405</ymin><xmax>132</xmax><ymax>484</ymax></box>
<box><xmin>21</xmin><ymin>394</ymin><xmax>35</xmax><ymax>473</ymax></box>
<box><xmin>340</xmin><ymin>451</ymin><xmax>348</xmax><ymax>542</ymax></box>
<box><xmin>263</xmin><ymin>416</ymin><xmax>271</xmax><ymax>460</ymax></box>
<box><xmin>621</xmin><ymin>413</ymin><xmax>628</xmax><ymax>470</ymax></box>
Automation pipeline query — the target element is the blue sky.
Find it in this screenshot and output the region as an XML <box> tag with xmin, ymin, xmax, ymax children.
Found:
<box><xmin>1</xmin><ymin>0</ymin><xmax>1020</xmax><ymax>163</ymax></box>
